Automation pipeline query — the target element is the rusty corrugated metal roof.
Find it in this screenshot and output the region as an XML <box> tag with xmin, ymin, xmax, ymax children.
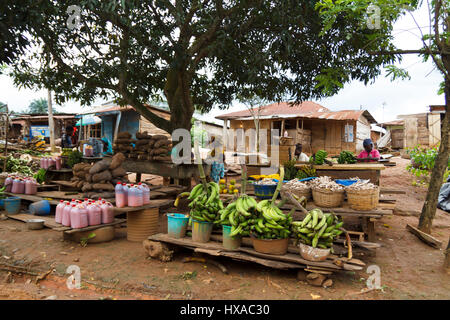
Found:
<box><xmin>215</xmin><ymin>101</ymin><xmax>330</xmax><ymax>120</ymax></box>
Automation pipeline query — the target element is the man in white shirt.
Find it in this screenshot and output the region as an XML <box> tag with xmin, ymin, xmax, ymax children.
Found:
<box><xmin>294</xmin><ymin>143</ymin><xmax>310</xmax><ymax>162</ymax></box>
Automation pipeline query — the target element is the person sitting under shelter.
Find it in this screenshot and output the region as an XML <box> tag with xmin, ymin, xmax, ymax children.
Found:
<box><xmin>357</xmin><ymin>139</ymin><xmax>380</xmax><ymax>162</ymax></box>
<box><xmin>294</xmin><ymin>143</ymin><xmax>310</xmax><ymax>162</ymax></box>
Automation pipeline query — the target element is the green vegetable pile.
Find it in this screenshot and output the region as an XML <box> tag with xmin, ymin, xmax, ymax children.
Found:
<box><xmin>338</xmin><ymin>150</ymin><xmax>357</xmax><ymax>164</ymax></box>
<box><xmin>33</xmin><ymin>168</ymin><xmax>47</xmax><ymax>184</ymax></box>
<box><xmin>291</xmin><ymin>209</ymin><xmax>343</xmax><ymax>250</ymax></box>
<box><xmin>4</xmin><ymin>155</ymin><xmax>34</xmax><ymax>176</ymax></box>
<box><xmin>67</xmin><ymin>150</ymin><xmax>83</xmax><ymax>168</ymax></box>
<box><xmin>313</xmin><ymin>150</ymin><xmax>328</xmax><ymax>165</ymax></box>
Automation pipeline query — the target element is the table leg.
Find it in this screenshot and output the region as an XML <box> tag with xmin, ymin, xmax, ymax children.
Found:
<box><xmin>365</xmin><ymin>217</ymin><xmax>376</xmax><ymax>242</ymax></box>
<box><xmin>136</xmin><ymin>173</ymin><xmax>142</xmax><ymax>183</ymax></box>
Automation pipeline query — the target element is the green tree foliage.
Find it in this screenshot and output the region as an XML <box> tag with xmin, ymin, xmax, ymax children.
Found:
<box><xmin>5</xmin><ymin>0</ymin><xmax>396</xmax><ymax>133</ymax></box>
<box><xmin>25</xmin><ymin>98</ymin><xmax>58</xmax><ymax>114</ymax></box>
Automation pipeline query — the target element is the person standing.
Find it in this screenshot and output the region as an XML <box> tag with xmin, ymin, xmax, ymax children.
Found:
<box><xmin>61</xmin><ymin>126</ymin><xmax>77</xmax><ymax>149</ymax></box>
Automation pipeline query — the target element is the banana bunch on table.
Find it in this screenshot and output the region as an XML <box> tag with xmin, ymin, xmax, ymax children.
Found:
<box><xmin>217</xmin><ymin>194</ymin><xmax>258</xmax><ymax>237</ymax></box>
<box><xmin>175</xmin><ymin>181</ymin><xmax>224</xmax><ymax>223</ymax></box>
<box><xmin>217</xmin><ymin>196</ymin><xmax>293</xmax><ymax>239</ymax></box>
<box><xmin>291</xmin><ymin>208</ymin><xmax>343</xmax><ymax>249</ymax></box>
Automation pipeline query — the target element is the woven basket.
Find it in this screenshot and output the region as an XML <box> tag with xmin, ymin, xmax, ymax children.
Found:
<box><xmin>312</xmin><ymin>188</ymin><xmax>344</xmax><ymax>208</ymax></box>
<box><xmin>346</xmin><ymin>187</ymin><xmax>380</xmax><ymax>211</ymax></box>
<box><xmin>281</xmin><ymin>187</ymin><xmax>311</xmax><ymax>200</ymax></box>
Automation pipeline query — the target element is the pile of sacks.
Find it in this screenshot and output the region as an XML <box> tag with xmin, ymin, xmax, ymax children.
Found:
<box><xmin>71</xmin><ymin>153</ymin><xmax>129</xmax><ymax>196</ymax></box>
<box><xmin>113</xmin><ymin>132</ymin><xmax>134</xmax><ymax>157</ymax></box>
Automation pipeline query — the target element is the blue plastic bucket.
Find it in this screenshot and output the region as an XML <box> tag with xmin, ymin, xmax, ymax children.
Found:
<box><xmin>4</xmin><ymin>197</ymin><xmax>21</xmax><ymax>214</ymax></box>
<box><xmin>167</xmin><ymin>213</ymin><xmax>189</xmax><ymax>238</ymax></box>
<box><xmin>253</xmin><ymin>183</ymin><xmax>277</xmax><ymax>200</ymax></box>
<box><xmin>29</xmin><ymin>200</ymin><xmax>51</xmax><ymax>216</ymax></box>
<box><xmin>0</xmin><ymin>198</ymin><xmax>4</xmax><ymax>210</ymax></box>
<box><xmin>222</xmin><ymin>225</ymin><xmax>241</xmax><ymax>250</ymax></box>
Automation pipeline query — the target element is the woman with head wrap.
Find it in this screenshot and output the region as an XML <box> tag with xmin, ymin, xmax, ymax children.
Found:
<box><xmin>357</xmin><ymin>139</ymin><xmax>380</xmax><ymax>162</ymax></box>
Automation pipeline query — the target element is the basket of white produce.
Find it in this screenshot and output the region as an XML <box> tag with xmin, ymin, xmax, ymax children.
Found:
<box><xmin>310</xmin><ymin>176</ymin><xmax>345</xmax><ymax>208</ymax></box>
<box><xmin>345</xmin><ymin>179</ymin><xmax>379</xmax><ymax>211</ymax></box>
<box><xmin>280</xmin><ymin>179</ymin><xmax>311</xmax><ymax>200</ymax></box>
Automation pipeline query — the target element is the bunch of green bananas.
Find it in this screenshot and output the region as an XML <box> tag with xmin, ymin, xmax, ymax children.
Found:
<box><xmin>217</xmin><ymin>195</ymin><xmax>259</xmax><ymax>237</ymax></box>
<box><xmin>185</xmin><ymin>181</ymin><xmax>224</xmax><ymax>223</ymax></box>
<box><xmin>291</xmin><ymin>209</ymin><xmax>343</xmax><ymax>249</ymax></box>
<box><xmin>249</xmin><ymin>199</ymin><xmax>293</xmax><ymax>239</ymax></box>
<box><xmin>295</xmin><ymin>165</ymin><xmax>316</xmax><ymax>179</ymax></box>
<box><xmin>314</xmin><ymin>150</ymin><xmax>328</xmax><ymax>165</ymax></box>
<box><xmin>338</xmin><ymin>150</ymin><xmax>357</xmax><ymax>164</ymax></box>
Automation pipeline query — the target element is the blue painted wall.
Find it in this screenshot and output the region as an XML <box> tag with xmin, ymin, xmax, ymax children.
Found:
<box><xmin>99</xmin><ymin>110</ymin><xmax>140</xmax><ymax>142</ymax></box>
<box><xmin>101</xmin><ymin>115</ymin><xmax>115</xmax><ymax>143</ymax></box>
<box><xmin>119</xmin><ymin>110</ymin><xmax>140</xmax><ymax>139</ymax></box>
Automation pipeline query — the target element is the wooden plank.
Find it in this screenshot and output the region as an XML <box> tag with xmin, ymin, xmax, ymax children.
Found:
<box><xmin>149</xmin><ymin>233</ymin><xmax>363</xmax><ymax>272</ymax></box>
<box><xmin>113</xmin><ymin>199</ymin><xmax>173</xmax><ymax>214</ymax></box>
<box><xmin>63</xmin><ymin>218</ymin><xmax>126</xmax><ymax>234</ymax></box>
<box><xmin>5</xmin><ymin>192</ymin><xmax>60</xmax><ymax>206</ymax></box>
<box><xmin>6</xmin><ymin>213</ymin><xmax>71</xmax><ymax>230</ymax></box>
<box><xmin>406</xmin><ymin>223</ymin><xmax>442</xmax><ymax>249</ymax></box>
<box><xmin>282</xmin><ymin>203</ymin><xmax>391</xmax><ymax>218</ymax></box>
<box><xmin>380</xmin><ymin>188</ymin><xmax>406</xmax><ymax>195</ymax></box>
<box><xmin>310</xmin><ymin>164</ymin><xmax>385</xmax><ymax>170</ymax></box>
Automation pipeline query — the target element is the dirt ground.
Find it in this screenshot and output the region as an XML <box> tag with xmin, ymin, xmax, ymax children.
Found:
<box><xmin>0</xmin><ymin>157</ymin><xmax>449</xmax><ymax>300</ymax></box>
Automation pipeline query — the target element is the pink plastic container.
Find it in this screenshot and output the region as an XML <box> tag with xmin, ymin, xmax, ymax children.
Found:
<box><xmin>11</xmin><ymin>178</ymin><xmax>19</xmax><ymax>193</ymax></box>
<box><xmin>55</xmin><ymin>157</ymin><xmax>62</xmax><ymax>170</ymax></box>
<box><xmin>62</xmin><ymin>203</ymin><xmax>73</xmax><ymax>227</ymax></box>
<box><xmin>4</xmin><ymin>176</ymin><xmax>13</xmax><ymax>192</ymax></box>
<box><xmin>25</xmin><ymin>179</ymin><xmax>37</xmax><ymax>195</ymax></box>
<box><xmin>70</xmin><ymin>205</ymin><xmax>88</xmax><ymax>229</ymax></box>
<box><xmin>87</xmin><ymin>203</ymin><xmax>102</xmax><ymax>226</ymax></box>
<box><xmin>135</xmin><ymin>186</ymin><xmax>143</xmax><ymax>207</ymax></box>
<box><xmin>127</xmin><ymin>186</ymin><xmax>138</xmax><ymax>207</ymax></box>
<box><xmin>79</xmin><ymin>205</ymin><xmax>89</xmax><ymax>228</ymax></box>
<box><xmin>139</xmin><ymin>183</ymin><xmax>150</xmax><ymax>205</ymax></box>
<box><xmin>115</xmin><ymin>182</ymin><xmax>126</xmax><ymax>208</ymax></box>
<box><xmin>55</xmin><ymin>200</ymin><xmax>65</xmax><ymax>224</ymax></box>
<box><xmin>100</xmin><ymin>201</ymin><xmax>114</xmax><ymax>224</ymax></box>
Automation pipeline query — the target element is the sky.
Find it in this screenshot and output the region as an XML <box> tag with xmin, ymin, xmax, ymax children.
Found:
<box><xmin>0</xmin><ymin>2</ymin><xmax>445</xmax><ymax>124</ymax></box>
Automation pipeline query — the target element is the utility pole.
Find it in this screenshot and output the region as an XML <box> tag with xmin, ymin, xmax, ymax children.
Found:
<box><xmin>47</xmin><ymin>89</ymin><xmax>56</xmax><ymax>153</ymax></box>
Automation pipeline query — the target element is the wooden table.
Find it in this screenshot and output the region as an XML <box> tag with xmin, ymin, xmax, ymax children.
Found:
<box><xmin>300</xmin><ymin>163</ymin><xmax>386</xmax><ymax>185</ymax></box>
<box><xmin>281</xmin><ymin>201</ymin><xmax>393</xmax><ymax>243</ymax></box>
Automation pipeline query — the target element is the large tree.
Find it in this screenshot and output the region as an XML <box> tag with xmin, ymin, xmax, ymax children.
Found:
<box><xmin>6</xmin><ymin>0</ymin><xmax>400</xmax><ymax>133</ymax></box>
<box><xmin>316</xmin><ymin>0</ymin><xmax>449</xmax><ymax>234</ymax></box>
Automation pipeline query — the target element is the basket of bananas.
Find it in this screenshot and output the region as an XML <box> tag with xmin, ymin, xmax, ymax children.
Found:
<box><xmin>291</xmin><ymin>209</ymin><xmax>343</xmax><ymax>261</ymax></box>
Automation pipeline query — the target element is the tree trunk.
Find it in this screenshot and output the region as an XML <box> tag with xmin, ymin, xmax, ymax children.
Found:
<box><xmin>418</xmin><ymin>77</ymin><xmax>450</xmax><ymax>234</ymax></box>
<box><xmin>164</xmin><ymin>68</ymin><xmax>194</xmax><ymax>133</ymax></box>
<box><xmin>445</xmin><ymin>236</ymin><xmax>450</xmax><ymax>270</ymax></box>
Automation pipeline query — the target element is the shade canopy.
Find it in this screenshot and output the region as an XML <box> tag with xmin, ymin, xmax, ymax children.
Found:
<box><xmin>75</xmin><ymin>115</ymin><xmax>102</xmax><ymax>126</ymax></box>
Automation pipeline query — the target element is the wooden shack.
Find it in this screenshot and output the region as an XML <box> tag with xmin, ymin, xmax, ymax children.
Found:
<box><xmin>379</xmin><ymin>107</ymin><xmax>443</xmax><ymax>149</ymax></box>
<box><xmin>216</xmin><ymin>102</ymin><xmax>377</xmax><ymax>162</ymax></box>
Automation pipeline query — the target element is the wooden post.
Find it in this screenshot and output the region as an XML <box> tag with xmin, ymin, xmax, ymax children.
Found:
<box><xmin>47</xmin><ymin>89</ymin><xmax>56</xmax><ymax>153</ymax></box>
<box><xmin>445</xmin><ymin>236</ymin><xmax>450</xmax><ymax>271</ymax></box>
